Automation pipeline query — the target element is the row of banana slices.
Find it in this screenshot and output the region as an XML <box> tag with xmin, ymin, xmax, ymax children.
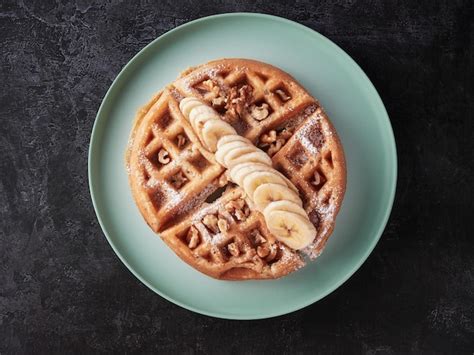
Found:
<box><xmin>179</xmin><ymin>97</ymin><xmax>316</xmax><ymax>250</ymax></box>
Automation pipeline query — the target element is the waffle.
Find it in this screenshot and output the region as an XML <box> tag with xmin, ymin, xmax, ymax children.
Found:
<box><xmin>126</xmin><ymin>58</ymin><xmax>346</xmax><ymax>280</ymax></box>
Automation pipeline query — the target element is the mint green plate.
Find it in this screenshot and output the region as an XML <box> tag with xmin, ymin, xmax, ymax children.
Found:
<box><xmin>89</xmin><ymin>13</ymin><xmax>396</xmax><ymax>319</ymax></box>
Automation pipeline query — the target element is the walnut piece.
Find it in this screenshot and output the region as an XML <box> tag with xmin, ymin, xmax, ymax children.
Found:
<box><xmin>251</xmin><ymin>230</ymin><xmax>267</xmax><ymax>245</ymax></box>
<box><xmin>275</xmin><ymin>89</ymin><xmax>291</xmax><ymax>101</ymax></box>
<box><xmin>176</xmin><ymin>134</ymin><xmax>187</xmax><ymax>149</ymax></box>
<box><xmin>196</xmin><ymin>79</ymin><xmax>219</xmax><ymax>96</ymax></box>
<box><xmin>201</xmin><ymin>79</ymin><xmax>216</xmax><ymax>90</ymax></box>
<box><xmin>266</xmin><ymin>244</ymin><xmax>278</xmax><ymax>262</ymax></box>
<box><xmin>225</xmin><ymin>199</ymin><xmax>245</xmax><ymax>212</ymax></box>
<box><xmin>227</xmin><ymin>242</ymin><xmax>240</xmax><ymax>257</ymax></box>
<box><xmin>202</xmin><ymin>214</ymin><xmax>219</xmax><ymax>234</ymax></box>
<box><xmin>170</xmin><ymin>170</ymin><xmax>188</xmax><ymax>189</ymax></box>
<box><xmin>186</xmin><ymin>226</ymin><xmax>200</xmax><ymax>249</ymax></box>
<box><xmin>312</xmin><ymin>170</ymin><xmax>321</xmax><ymax>186</ymax></box>
<box><xmin>260</xmin><ymin>130</ymin><xmax>277</xmax><ymax>145</ymax></box>
<box><xmin>196</xmin><ymin>79</ymin><xmax>226</xmax><ymax>108</ymax></box>
<box><xmin>217</xmin><ymin>218</ymin><xmax>229</xmax><ymax>233</ymax></box>
<box><xmin>211</xmin><ymin>96</ymin><xmax>226</xmax><ymax>108</ymax></box>
<box><xmin>257</xmin><ymin>245</ymin><xmax>270</xmax><ymax>258</ymax></box>
<box><xmin>234</xmin><ymin>209</ymin><xmax>245</xmax><ymax>221</ymax></box>
<box><xmin>225</xmin><ymin>85</ymin><xmax>253</xmax><ymax>119</ymax></box>
<box><xmin>267</xmin><ymin>139</ymin><xmax>285</xmax><ymax>157</ymax></box>
<box><xmin>263</xmin><ymin>129</ymin><xmax>293</xmax><ymax>157</ymax></box>
<box><xmin>158</xmin><ymin>148</ymin><xmax>170</xmax><ymax>164</ymax></box>
<box><xmin>224</xmin><ymin>198</ymin><xmax>248</xmax><ymax>221</ymax></box>
<box><xmin>250</xmin><ymin>103</ymin><xmax>270</xmax><ymax>121</ymax></box>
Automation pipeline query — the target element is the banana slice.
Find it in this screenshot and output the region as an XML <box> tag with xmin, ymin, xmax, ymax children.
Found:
<box><xmin>227</xmin><ymin>151</ymin><xmax>272</xmax><ymax>169</ymax></box>
<box><xmin>228</xmin><ymin>163</ymin><xmax>255</xmax><ymax>184</ymax></box>
<box><xmin>223</xmin><ymin>146</ymin><xmax>259</xmax><ymax>167</ymax></box>
<box><xmin>265</xmin><ymin>210</ymin><xmax>316</xmax><ymax>250</ymax></box>
<box><xmin>263</xmin><ymin>200</ymin><xmax>307</xmax><ymax>220</ymax></box>
<box><xmin>215</xmin><ymin>140</ymin><xmax>251</xmax><ymax>166</ymax></box>
<box><xmin>242</xmin><ymin>171</ymin><xmax>288</xmax><ymax>199</ymax></box>
<box><xmin>189</xmin><ymin>105</ymin><xmax>220</xmax><ymax>133</ymax></box>
<box><xmin>217</xmin><ymin>134</ymin><xmax>252</xmax><ymax>150</ymax></box>
<box><xmin>230</xmin><ymin>162</ymin><xmax>298</xmax><ymax>192</ymax></box>
<box><xmin>201</xmin><ymin>119</ymin><xmax>236</xmax><ymax>152</ymax></box>
<box><xmin>179</xmin><ymin>97</ymin><xmax>203</xmax><ymax>119</ymax></box>
<box><xmin>253</xmin><ymin>183</ymin><xmax>302</xmax><ymax>211</ymax></box>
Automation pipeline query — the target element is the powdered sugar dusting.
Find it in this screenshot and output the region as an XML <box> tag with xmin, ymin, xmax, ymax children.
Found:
<box><xmin>173</xmin><ymin>183</ymin><xmax>217</xmax><ymax>219</ymax></box>
<box><xmin>182</xmin><ymin>67</ymin><xmax>222</xmax><ymax>89</ymax></box>
<box><xmin>278</xmin><ymin>246</ymin><xmax>297</xmax><ymax>265</ymax></box>
<box><xmin>296</xmin><ymin>123</ymin><xmax>319</xmax><ymax>155</ymax></box>
<box><xmin>317</xmin><ymin>110</ymin><xmax>334</xmax><ymax>139</ymax></box>
<box><xmin>301</xmin><ymin>202</ymin><xmax>336</xmax><ymax>259</ymax></box>
<box><xmin>161</xmin><ymin>182</ymin><xmax>183</xmax><ymax>209</ymax></box>
<box><xmin>295</xmin><ymin>108</ymin><xmax>326</xmax><ymax>156</ymax></box>
<box><xmin>207</xmin><ymin>231</ymin><xmax>227</xmax><ymax>245</ymax></box>
<box><xmin>126</xmin><ymin>60</ymin><xmax>349</xmax><ymax>278</ymax></box>
<box><xmin>191</xmin><ymin>196</ymin><xmax>223</xmax><ymax>225</ymax></box>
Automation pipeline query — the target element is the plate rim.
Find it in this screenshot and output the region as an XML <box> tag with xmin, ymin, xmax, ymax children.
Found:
<box><xmin>88</xmin><ymin>12</ymin><xmax>397</xmax><ymax>320</ymax></box>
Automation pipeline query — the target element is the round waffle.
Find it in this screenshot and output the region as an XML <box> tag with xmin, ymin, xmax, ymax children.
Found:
<box><xmin>126</xmin><ymin>59</ymin><xmax>346</xmax><ymax>280</ymax></box>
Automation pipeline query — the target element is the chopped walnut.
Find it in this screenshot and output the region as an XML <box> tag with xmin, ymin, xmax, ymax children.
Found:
<box><xmin>225</xmin><ymin>87</ymin><xmax>239</xmax><ymax>116</ymax></box>
<box><xmin>202</xmin><ymin>79</ymin><xmax>215</xmax><ymax>89</ymax></box>
<box><xmin>251</xmin><ymin>230</ymin><xmax>267</xmax><ymax>245</ymax></box>
<box><xmin>261</xmin><ymin>129</ymin><xmax>293</xmax><ymax>157</ymax></box>
<box><xmin>225</xmin><ymin>198</ymin><xmax>248</xmax><ymax>221</ymax></box>
<box><xmin>257</xmin><ymin>245</ymin><xmax>270</xmax><ymax>258</ymax></box>
<box><xmin>260</xmin><ymin>130</ymin><xmax>277</xmax><ymax>145</ymax></box>
<box><xmin>225</xmin><ymin>85</ymin><xmax>253</xmax><ymax>119</ymax></box>
<box><xmin>266</xmin><ymin>244</ymin><xmax>278</xmax><ymax>262</ymax></box>
<box><xmin>211</xmin><ymin>96</ymin><xmax>226</xmax><ymax>108</ymax></box>
<box><xmin>202</xmin><ymin>214</ymin><xmax>219</xmax><ymax>234</ymax></box>
<box><xmin>227</xmin><ymin>242</ymin><xmax>240</xmax><ymax>257</ymax></box>
<box><xmin>238</xmin><ymin>85</ymin><xmax>253</xmax><ymax>103</ymax></box>
<box><xmin>196</xmin><ymin>79</ymin><xmax>219</xmax><ymax>96</ymax></box>
<box><xmin>312</xmin><ymin>170</ymin><xmax>321</xmax><ymax>186</ymax></box>
<box><xmin>196</xmin><ymin>79</ymin><xmax>226</xmax><ymax>108</ymax></box>
<box><xmin>217</xmin><ymin>218</ymin><xmax>229</xmax><ymax>233</ymax></box>
<box><xmin>267</xmin><ymin>139</ymin><xmax>285</xmax><ymax>157</ymax></box>
<box><xmin>219</xmin><ymin>209</ymin><xmax>233</xmax><ymax>223</ymax></box>
<box><xmin>170</xmin><ymin>170</ymin><xmax>188</xmax><ymax>189</ymax></box>
<box><xmin>186</xmin><ymin>226</ymin><xmax>200</xmax><ymax>249</ymax></box>
<box><xmin>176</xmin><ymin>134</ymin><xmax>187</xmax><ymax>149</ymax></box>
<box><xmin>225</xmin><ymin>199</ymin><xmax>245</xmax><ymax>212</ymax></box>
<box><xmin>158</xmin><ymin>148</ymin><xmax>170</xmax><ymax>164</ymax></box>
<box><xmin>250</xmin><ymin>103</ymin><xmax>270</xmax><ymax>121</ymax></box>
<box><xmin>234</xmin><ymin>209</ymin><xmax>245</xmax><ymax>221</ymax></box>
<box><xmin>275</xmin><ymin>89</ymin><xmax>291</xmax><ymax>101</ymax></box>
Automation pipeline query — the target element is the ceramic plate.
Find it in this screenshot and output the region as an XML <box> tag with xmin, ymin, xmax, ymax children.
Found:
<box><xmin>89</xmin><ymin>13</ymin><xmax>397</xmax><ymax>319</ymax></box>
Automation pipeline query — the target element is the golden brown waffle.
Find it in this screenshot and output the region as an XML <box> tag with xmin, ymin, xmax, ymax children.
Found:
<box><xmin>126</xmin><ymin>58</ymin><xmax>346</xmax><ymax>280</ymax></box>
<box><xmin>161</xmin><ymin>187</ymin><xmax>304</xmax><ymax>280</ymax></box>
<box><xmin>126</xmin><ymin>90</ymin><xmax>225</xmax><ymax>233</ymax></box>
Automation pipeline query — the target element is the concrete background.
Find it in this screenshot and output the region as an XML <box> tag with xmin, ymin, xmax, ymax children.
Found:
<box><xmin>1</xmin><ymin>1</ymin><xmax>473</xmax><ymax>353</ymax></box>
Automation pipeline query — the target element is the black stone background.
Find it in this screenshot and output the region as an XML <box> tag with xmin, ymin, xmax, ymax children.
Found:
<box><xmin>1</xmin><ymin>0</ymin><xmax>473</xmax><ymax>353</ymax></box>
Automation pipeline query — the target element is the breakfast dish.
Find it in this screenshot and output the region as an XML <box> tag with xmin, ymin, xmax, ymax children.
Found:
<box><xmin>126</xmin><ymin>58</ymin><xmax>346</xmax><ymax>280</ymax></box>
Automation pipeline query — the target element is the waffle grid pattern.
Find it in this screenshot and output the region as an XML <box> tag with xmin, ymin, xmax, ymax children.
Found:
<box><xmin>126</xmin><ymin>59</ymin><xmax>346</xmax><ymax>279</ymax></box>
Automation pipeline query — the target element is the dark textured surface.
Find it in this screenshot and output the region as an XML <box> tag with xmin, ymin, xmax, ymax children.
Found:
<box><xmin>1</xmin><ymin>0</ymin><xmax>473</xmax><ymax>353</ymax></box>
